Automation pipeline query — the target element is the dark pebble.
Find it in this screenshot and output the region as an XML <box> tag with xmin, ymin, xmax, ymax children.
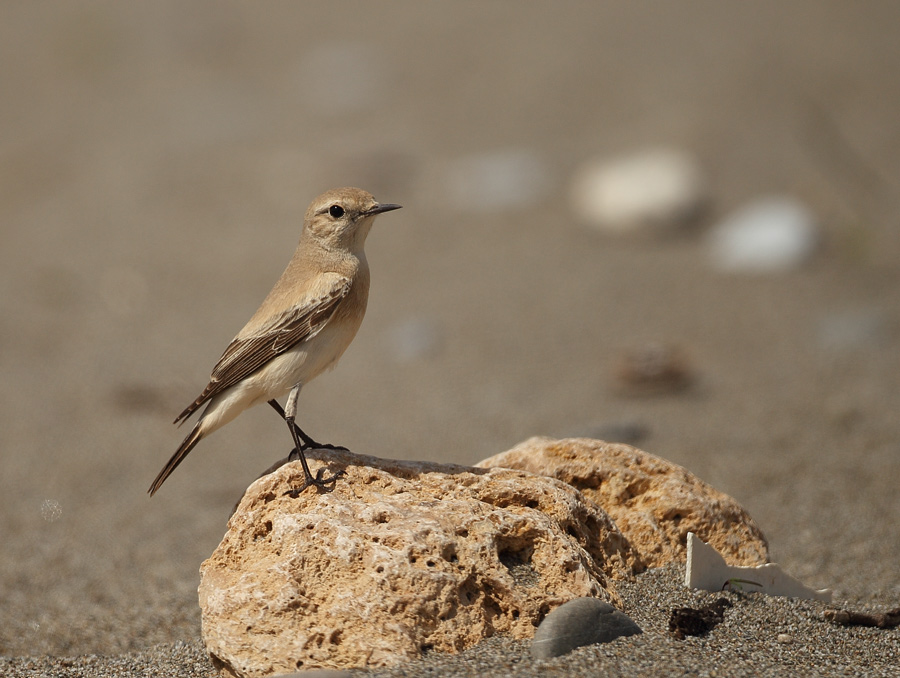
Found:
<box><xmin>531</xmin><ymin>597</ymin><xmax>643</xmax><ymax>659</ymax></box>
<box><xmin>668</xmin><ymin>597</ymin><xmax>732</xmax><ymax>640</ymax></box>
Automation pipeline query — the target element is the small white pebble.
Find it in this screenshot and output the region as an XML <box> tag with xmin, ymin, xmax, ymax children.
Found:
<box><xmin>776</xmin><ymin>633</ymin><xmax>793</xmax><ymax>644</ymax></box>
<box><xmin>707</xmin><ymin>196</ymin><xmax>819</xmax><ymax>273</ymax></box>
<box><xmin>571</xmin><ymin>148</ymin><xmax>707</xmax><ymax>234</ymax></box>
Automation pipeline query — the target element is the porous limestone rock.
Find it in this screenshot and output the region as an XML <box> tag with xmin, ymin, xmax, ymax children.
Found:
<box><xmin>476</xmin><ymin>437</ymin><xmax>768</xmax><ymax>570</ymax></box>
<box><xmin>199</xmin><ymin>448</ymin><xmax>635</xmax><ymax>676</ymax></box>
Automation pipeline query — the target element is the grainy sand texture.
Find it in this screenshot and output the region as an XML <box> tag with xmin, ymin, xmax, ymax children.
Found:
<box><xmin>1</xmin><ymin>2</ymin><xmax>898</xmax><ymax>676</ymax></box>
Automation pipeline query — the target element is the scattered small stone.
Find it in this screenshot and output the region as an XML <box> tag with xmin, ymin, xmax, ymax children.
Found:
<box><xmin>776</xmin><ymin>633</ymin><xmax>793</xmax><ymax>644</ymax></box>
<box><xmin>707</xmin><ymin>196</ymin><xmax>819</xmax><ymax>273</ymax></box>
<box><xmin>824</xmin><ymin>606</ymin><xmax>900</xmax><ymax>629</ymax></box>
<box><xmin>444</xmin><ymin>149</ymin><xmax>550</xmax><ymax>212</ymax></box>
<box><xmin>570</xmin><ymin>148</ymin><xmax>707</xmax><ymax>234</ymax></box>
<box><xmin>668</xmin><ymin>598</ymin><xmax>732</xmax><ymax>640</ymax></box>
<box><xmin>613</xmin><ymin>343</ymin><xmax>693</xmax><ymax>396</ymax></box>
<box><xmin>531</xmin><ymin>597</ymin><xmax>642</xmax><ymax>659</ymax></box>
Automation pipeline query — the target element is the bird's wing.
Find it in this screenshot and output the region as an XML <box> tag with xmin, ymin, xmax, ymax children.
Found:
<box><xmin>174</xmin><ymin>275</ymin><xmax>352</xmax><ymax>425</ymax></box>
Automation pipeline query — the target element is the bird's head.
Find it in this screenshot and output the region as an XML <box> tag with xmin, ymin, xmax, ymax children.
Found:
<box><xmin>303</xmin><ymin>187</ymin><xmax>401</xmax><ymax>253</ymax></box>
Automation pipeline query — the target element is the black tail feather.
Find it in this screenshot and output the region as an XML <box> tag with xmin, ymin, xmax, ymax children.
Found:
<box><xmin>149</xmin><ymin>422</ymin><xmax>204</xmax><ymax>495</ymax></box>
<box><xmin>173</xmin><ymin>385</ymin><xmax>214</xmax><ymax>426</ymax></box>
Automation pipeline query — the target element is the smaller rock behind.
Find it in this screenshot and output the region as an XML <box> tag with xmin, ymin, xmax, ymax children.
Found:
<box><xmin>477</xmin><ymin>437</ymin><xmax>769</xmax><ymax>569</ymax></box>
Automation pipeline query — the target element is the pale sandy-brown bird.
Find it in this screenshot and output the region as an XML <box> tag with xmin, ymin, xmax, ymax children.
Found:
<box><xmin>149</xmin><ymin>187</ymin><xmax>401</xmax><ymax>496</ymax></box>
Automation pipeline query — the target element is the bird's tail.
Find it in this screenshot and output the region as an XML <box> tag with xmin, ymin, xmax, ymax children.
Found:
<box><xmin>148</xmin><ymin>421</ymin><xmax>204</xmax><ymax>496</ymax></box>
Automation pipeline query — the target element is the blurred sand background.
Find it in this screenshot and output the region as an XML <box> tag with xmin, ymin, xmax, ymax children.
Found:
<box><xmin>1</xmin><ymin>0</ymin><xmax>899</xmax><ymax>665</ymax></box>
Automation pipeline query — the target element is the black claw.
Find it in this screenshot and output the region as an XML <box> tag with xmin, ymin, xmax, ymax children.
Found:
<box><xmin>283</xmin><ymin>467</ymin><xmax>346</xmax><ymax>497</ymax></box>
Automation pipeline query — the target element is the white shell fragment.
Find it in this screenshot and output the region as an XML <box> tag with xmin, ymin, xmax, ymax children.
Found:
<box><xmin>707</xmin><ymin>197</ymin><xmax>819</xmax><ymax>273</ymax></box>
<box><xmin>685</xmin><ymin>532</ymin><xmax>832</xmax><ymax>602</ymax></box>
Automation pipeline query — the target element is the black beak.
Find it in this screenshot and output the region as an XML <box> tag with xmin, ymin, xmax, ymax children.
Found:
<box><xmin>366</xmin><ymin>202</ymin><xmax>402</xmax><ymax>216</ymax></box>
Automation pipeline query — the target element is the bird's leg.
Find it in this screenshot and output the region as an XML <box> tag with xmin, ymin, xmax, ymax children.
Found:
<box><xmin>267</xmin><ymin>397</ymin><xmax>348</xmax><ymax>452</ymax></box>
<box><xmin>274</xmin><ymin>386</ymin><xmax>345</xmax><ymax>495</ymax></box>
<box><xmin>267</xmin><ymin>398</ymin><xmax>315</xmax><ymax>449</ymax></box>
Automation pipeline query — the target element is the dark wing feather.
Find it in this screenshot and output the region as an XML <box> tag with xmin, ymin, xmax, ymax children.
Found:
<box><xmin>173</xmin><ymin>277</ymin><xmax>351</xmax><ymax>425</ymax></box>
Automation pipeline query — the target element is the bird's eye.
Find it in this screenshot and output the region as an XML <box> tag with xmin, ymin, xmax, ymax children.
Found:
<box><xmin>329</xmin><ymin>204</ymin><xmax>345</xmax><ymax>218</ymax></box>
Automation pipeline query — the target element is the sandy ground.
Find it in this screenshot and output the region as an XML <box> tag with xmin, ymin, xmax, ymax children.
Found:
<box><xmin>1</xmin><ymin>1</ymin><xmax>898</xmax><ymax>675</ymax></box>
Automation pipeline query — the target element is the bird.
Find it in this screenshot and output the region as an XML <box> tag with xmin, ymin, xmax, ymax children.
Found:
<box><xmin>149</xmin><ymin>187</ymin><xmax>401</xmax><ymax>496</ymax></box>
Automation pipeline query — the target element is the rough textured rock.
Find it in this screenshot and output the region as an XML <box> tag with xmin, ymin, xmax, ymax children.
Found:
<box><xmin>477</xmin><ymin>437</ymin><xmax>768</xmax><ymax>569</ymax></box>
<box><xmin>199</xmin><ymin>448</ymin><xmax>635</xmax><ymax>676</ymax></box>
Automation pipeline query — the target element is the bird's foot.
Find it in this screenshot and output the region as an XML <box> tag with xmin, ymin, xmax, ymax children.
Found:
<box><xmin>283</xmin><ymin>467</ymin><xmax>346</xmax><ymax>498</ymax></box>
<box><xmin>300</xmin><ymin>438</ymin><xmax>349</xmax><ymax>453</ymax></box>
<box><xmin>286</xmin><ymin>444</ymin><xmax>346</xmax><ymax>463</ymax></box>
<box><xmin>313</xmin><ymin>442</ymin><xmax>349</xmax><ymax>452</ymax></box>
